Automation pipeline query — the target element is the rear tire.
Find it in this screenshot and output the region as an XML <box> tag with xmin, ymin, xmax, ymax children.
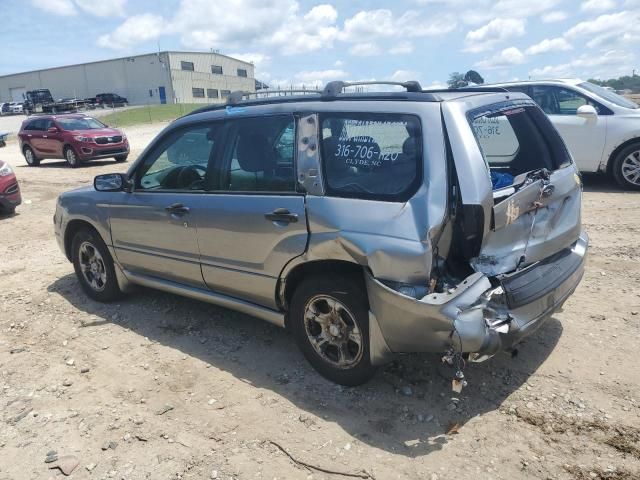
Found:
<box><xmin>23</xmin><ymin>146</ymin><xmax>40</xmax><ymax>166</ymax></box>
<box><xmin>71</xmin><ymin>228</ymin><xmax>122</xmax><ymax>302</ymax></box>
<box><xmin>611</xmin><ymin>142</ymin><xmax>640</xmax><ymax>191</ymax></box>
<box><xmin>114</xmin><ymin>155</ymin><xmax>128</xmax><ymax>163</ymax></box>
<box><xmin>289</xmin><ymin>273</ymin><xmax>377</xmax><ymax>386</ymax></box>
<box><xmin>64</xmin><ymin>146</ymin><xmax>80</xmax><ymax>168</ymax></box>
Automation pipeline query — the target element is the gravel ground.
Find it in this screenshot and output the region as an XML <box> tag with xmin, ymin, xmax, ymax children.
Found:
<box><xmin>0</xmin><ymin>119</ymin><xmax>639</xmax><ymax>480</ymax></box>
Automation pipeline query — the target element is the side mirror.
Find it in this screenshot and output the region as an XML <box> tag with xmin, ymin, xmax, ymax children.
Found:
<box><xmin>577</xmin><ymin>105</ymin><xmax>598</xmax><ymax>119</ymax></box>
<box><xmin>94</xmin><ymin>173</ymin><xmax>128</xmax><ymax>192</ymax></box>
<box><xmin>47</xmin><ymin>126</ymin><xmax>58</xmax><ymax>133</ymax></box>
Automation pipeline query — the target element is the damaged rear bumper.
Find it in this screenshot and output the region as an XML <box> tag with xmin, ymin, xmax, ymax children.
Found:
<box><xmin>365</xmin><ymin>230</ymin><xmax>588</xmax><ymax>365</ymax></box>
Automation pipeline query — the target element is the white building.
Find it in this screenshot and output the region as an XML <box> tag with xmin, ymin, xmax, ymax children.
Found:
<box><xmin>0</xmin><ymin>51</ymin><xmax>255</xmax><ymax>105</ymax></box>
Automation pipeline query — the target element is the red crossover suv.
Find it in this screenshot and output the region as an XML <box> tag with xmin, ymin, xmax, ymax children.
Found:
<box><xmin>18</xmin><ymin>114</ymin><xmax>129</xmax><ymax>168</ymax></box>
<box><xmin>0</xmin><ymin>160</ymin><xmax>21</xmax><ymax>215</ymax></box>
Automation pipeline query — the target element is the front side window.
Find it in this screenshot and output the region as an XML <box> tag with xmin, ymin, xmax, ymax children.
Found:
<box><xmin>192</xmin><ymin>88</ymin><xmax>205</xmax><ymax>98</ymax></box>
<box><xmin>470</xmin><ymin>104</ymin><xmax>571</xmax><ymax>183</ymax></box>
<box><xmin>216</xmin><ymin>116</ymin><xmax>296</xmax><ymax>192</ymax></box>
<box><xmin>137</xmin><ymin>125</ymin><xmax>220</xmax><ymax>191</ymax></box>
<box><xmin>320</xmin><ymin>113</ymin><xmax>422</xmax><ymax>201</ymax></box>
<box><xmin>531</xmin><ymin>85</ymin><xmax>606</xmax><ymax>115</ymax></box>
<box><xmin>237</xmin><ymin>68</ymin><xmax>248</xmax><ymax>77</ymax></box>
<box><xmin>181</xmin><ymin>61</ymin><xmax>194</xmax><ymax>71</ymax></box>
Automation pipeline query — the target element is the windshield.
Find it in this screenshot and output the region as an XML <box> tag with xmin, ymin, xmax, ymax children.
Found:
<box><xmin>579</xmin><ymin>82</ymin><xmax>639</xmax><ymax>109</ymax></box>
<box><xmin>56</xmin><ymin>117</ymin><xmax>106</xmax><ymax>131</ymax></box>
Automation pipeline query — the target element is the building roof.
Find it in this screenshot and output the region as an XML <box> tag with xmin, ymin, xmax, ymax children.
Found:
<box><xmin>0</xmin><ymin>50</ymin><xmax>253</xmax><ymax>79</ymax></box>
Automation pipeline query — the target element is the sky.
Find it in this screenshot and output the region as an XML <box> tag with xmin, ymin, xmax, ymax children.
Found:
<box><xmin>1</xmin><ymin>0</ymin><xmax>639</xmax><ymax>88</ymax></box>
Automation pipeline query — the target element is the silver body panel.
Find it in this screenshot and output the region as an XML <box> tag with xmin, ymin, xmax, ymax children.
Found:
<box><xmin>54</xmin><ymin>90</ymin><xmax>587</xmax><ymax>366</ymax></box>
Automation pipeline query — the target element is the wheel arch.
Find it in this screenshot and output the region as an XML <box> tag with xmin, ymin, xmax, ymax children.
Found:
<box><xmin>63</xmin><ymin>219</ymin><xmax>103</xmax><ymax>262</ymax></box>
<box><xmin>279</xmin><ymin>259</ymin><xmax>366</xmax><ymax>328</ymax></box>
<box><xmin>606</xmin><ymin>137</ymin><xmax>640</xmax><ymax>175</ymax></box>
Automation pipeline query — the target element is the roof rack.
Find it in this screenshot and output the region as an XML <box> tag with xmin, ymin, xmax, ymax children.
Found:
<box><xmin>227</xmin><ymin>88</ymin><xmax>321</xmax><ymax>106</ymax></box>
<box><xmin>322</xmin><ymin>80</ymin><xmax>422</xmax><ymax>99</ymax></box>
<box><xmin>424</xmin><ymin>87</ymin><xmax>509</xmax><ymax>93</ymax></box>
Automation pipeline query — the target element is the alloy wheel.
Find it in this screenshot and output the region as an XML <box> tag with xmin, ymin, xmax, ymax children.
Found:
<box><xmin>621</xmin><ymin>149</ymin><xmax>640</xmax><ymax>186</ymax></box>
<box><xmin>66</xmin><ymin>148</ymin><xmax>77</xmax><ymax>166</ymax></box>
<box><xmin>78</xmin><ymin>241</ymin><xmax>107</xmax><ymax>292</ymax></box>
<box><xmin>24</xmin><ymin>148</ymin><xmax>34</xmax><ymax>165</ymax></box>
<box><xmin>303</xmin><ymin>295</ymin><xmax>363</xmax><ymax>369</ymax></box>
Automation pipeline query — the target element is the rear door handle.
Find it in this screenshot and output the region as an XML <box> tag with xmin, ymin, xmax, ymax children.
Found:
<box><xmin>165</xmin><ymin>203</ymin><xmax>190</xmax><ymax>215</ymax></box>
<box><xmin>264</xmin><ymin>208</ymin><xmax>298</xmax><ymax>223</ymax></box>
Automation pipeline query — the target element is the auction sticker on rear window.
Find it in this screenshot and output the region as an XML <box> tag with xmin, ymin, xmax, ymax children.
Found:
<box><xmin>320</xmin><ymin>113</ymin><xmax>422</xmax><ymax>200</ymax></box>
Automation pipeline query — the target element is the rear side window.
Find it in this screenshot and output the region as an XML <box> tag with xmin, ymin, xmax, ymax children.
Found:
<box><xmin>470</xmin><ymin>105</ymin><xmax>572</xmax><ymax>183</ymax></box>
<box><xmin>320</xmin><ymin>113</ymin><xmax>422</xmax><ymax>201</ymax></box>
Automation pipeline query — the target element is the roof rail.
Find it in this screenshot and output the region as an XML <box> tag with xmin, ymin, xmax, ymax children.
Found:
<box><xmin>322</xmin><ymin>80</ymin><xmax>423</xmax><ymax>99</ymax></box>
<box><xmin>226</xmin><ymin>88</ymin><xmax>322</xmax><ymax>105</ymax></box>
<box><xmin>424</xmin><ymin>87</ymin><xmax>510</xmax><ymax>93</ymax></box>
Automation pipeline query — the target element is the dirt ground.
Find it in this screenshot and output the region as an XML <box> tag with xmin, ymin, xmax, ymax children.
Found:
<box><xmin>0</xmin><ymin>116</ymin><xmax>639</xmax><ymax>480</ymax></box>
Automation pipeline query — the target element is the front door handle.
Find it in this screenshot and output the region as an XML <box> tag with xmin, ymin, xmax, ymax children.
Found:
<box><xmin>264</xmin><ymin>208</ymin><xmax>298</xmax><ymax>223</ymax></box>
<box><xmin>165</xmin><ymin>203</ymin><xmax>190</xmax><ymax>215</ymax></box>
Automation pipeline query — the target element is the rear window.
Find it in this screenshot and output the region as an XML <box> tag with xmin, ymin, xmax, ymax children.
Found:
<box><xmin>469</xmin><ymin>104</ymin><xmax>571</xmax><ymax>187</ymax></box>
<box><xmin>320</xmin><ymin>113</ymin><xmax>422</xmax><ymax>201</ymax></box>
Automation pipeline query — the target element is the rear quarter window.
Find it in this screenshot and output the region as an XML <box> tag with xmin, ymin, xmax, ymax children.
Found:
<box><xmin>319</xmin><ymin>113</ymin><xmax>422</xmax><ymax>201</ymax></box>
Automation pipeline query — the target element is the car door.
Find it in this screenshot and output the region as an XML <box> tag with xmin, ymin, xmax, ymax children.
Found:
<box><xmin>530</xmin><ymin>85</ymin><xmax>607</xmax><ymax>172</ymax></box>
<box><xmin>194</xmin><ymin>114</ymin><xmax>308</xmax><ymax>309</ymax></box>
<box><xmin>39</xmin><ymin>119</ymin><xmax>62</xmax><ymax>156</ymax></box>
<box><xmin>108</xmin><ymin>124</ymin><xmax>218</xmax><ymax>288</ymax></box>
<box><xmin>27</xmin><ymin>119</ymin><xmax>47</xmax><ymax>155</ymax></box>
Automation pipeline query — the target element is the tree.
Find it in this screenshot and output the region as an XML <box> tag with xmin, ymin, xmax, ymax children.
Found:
<box><xmin>447</xmin><ymin>72</ymin><xmax>467</xmax><ymax>89</ymax></box>
<box><xmin>464</xmin><ymin>70</ymin><xmax>484</xmax><ymax>85</ymax></box>
<box><xmin>447</xmin><ymin>70</ymin><xmax>485</xmax><ymax>89</ymax></box>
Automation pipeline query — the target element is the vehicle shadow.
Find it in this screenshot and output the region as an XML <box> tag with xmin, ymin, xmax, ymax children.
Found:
<box><xmin>581</xmin><ymin>173</ymin><xmax>638</xmax><ymax>193</ymax></box>
<box><xmin>48</xmin><ymin>273</ymin><xmax>562</xmax><ymax>458</ymax></box>
<box><xmin>15</xmin><ymin>160</ymin><xmax>119</xmax><ymax>169</ymax></box>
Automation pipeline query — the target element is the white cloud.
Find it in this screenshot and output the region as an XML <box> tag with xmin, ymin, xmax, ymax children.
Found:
<box><xmin>581</xmin><ymin>0</ymin><xmax>617</xmax><ymax>12</ymax></box>
<box><xmin>349</xmin><ymin>42</ymin><xmax>381</xmax><ymax>57</ymax></box>
<box><xmin>565</xmin><ymin>11</ymin><xmax>630</xmax><ymax>37</ymax></box>
<box><xmin>75</xmin><ymin>0</ymin><xmax>126</xmax><ymax>17</ymax></box>
<box><xmin>31</xmin><ymin>0</ymin><xmax>76</xmax><ymax>16</ymax></box>
<box><xmin>542</xmin><ymin>10</ymin><xmax>567</xmax><ymax>22</ymax></box>
<box><xmin>389</xmin><ymin>42</ymin><xmax>414</xmax><ymax>54</ymax></box>
<box><xmin>492</xmin><ymin>0</ymin><xmax>562</xmax><ymax>17</ymax></box>
<box><xmin>269</xmin><ymin>4</ymin><xmax>340</xmax><ymax>55</ymax></box>
<box><xmin>525</xmin><ymin>37</ymin><xmax>572</xmax><ymax>55</ymax></box>
<box><xmin>529</xmin><ymin>49</ymin><xmax>634</xmax><ymax>78</ymax></box>
<box><xmin>97</xmin><ymin>14</ymin><xmax>166</xmax><ymax>49</ymax></box>
<box><xmin>334</xmin><ymin>60</ymin><xmax>344</xmax><ymax>67</ymax></box>
<box><xmin>474</xmin><ymin>47</ymin><xmax>526</xmax><ymax>69</ymax></box>
<box><xmin>389</xmin><ymin>70</ymin><xmax>421</xmax><ymax>82</ymax></box>
<box><xmin>340</xmin><ymin>9</ymin><xmax>456</xmax><ymax>44</ymax></box>
<box><xmin>293</xmin><ymin>69</ymin><xmax>348</xmax><ymax>86</ymax></box>
<box><xmin>464</xmin><ymin>18</ymin><xmax>526</xmax><ymax>52</ymax></box>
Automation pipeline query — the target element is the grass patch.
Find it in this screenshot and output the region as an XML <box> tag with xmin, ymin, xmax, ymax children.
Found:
<box><xmin>100</xmin><ymin>104</ymin><xmax>203</xmax><ymax>127</ymax></box>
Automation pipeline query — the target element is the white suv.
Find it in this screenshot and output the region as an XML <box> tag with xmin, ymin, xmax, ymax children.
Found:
<box><xmin>489</xmin><ymin>79</ymin><xmax>640</xmax><ymax>190</ymax></box>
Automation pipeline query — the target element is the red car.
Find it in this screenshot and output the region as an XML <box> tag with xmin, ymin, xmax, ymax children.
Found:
<box><xmin>0</xmin><ymin>159</ymin><xmax>21</xmax><ymax>215</ymax></box>
<box><xmin>18</xmin><ymin>114</ymin><xmax>129</xmax><ymax>168</ymax></box>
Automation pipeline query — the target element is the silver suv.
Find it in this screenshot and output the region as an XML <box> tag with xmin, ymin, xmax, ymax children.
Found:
<box><xmin>54</xmin><ymin>82</ymin><xmax>588</xmax><ymax>386</ymax></box>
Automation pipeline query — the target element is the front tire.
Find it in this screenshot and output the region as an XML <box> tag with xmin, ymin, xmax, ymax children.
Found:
<box><xmin>611</xmin><ymin>142</ymin><xmax>640</xmax><ymax>190</ymax></box>
<box><xmin>64</xmin><ymin>146</ymin><xmax>80</xmax><ymax>168</ymax></box>
<box><xmin>114</xmin><ymin>154</ymin><xmax>128</xmax><ymax>163</ymax></box>
<box><xmin>71</xmin><ymin>228</ymin><xmax>121</xmax><ymax>302</ymax></box>
<box><xmin>289</xmin><ymin>274</ymin><xmax>376</xmax><ymax>386</ymax></box>
<box><xmin>23</xmin><ymin>146</ymin><xmax>40</xmax><ymax>166</ymax></box>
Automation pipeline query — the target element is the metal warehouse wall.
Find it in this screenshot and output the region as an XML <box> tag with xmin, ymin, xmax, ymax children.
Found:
<box><xmin>0</xmin><ymin>53</ymin><xmax>173</xmax><ymax>105</ymax></box>
<box><xmin>168</xmin><ymin>52</ymin><xmax>255</xmax><ymax>104</ymax></box>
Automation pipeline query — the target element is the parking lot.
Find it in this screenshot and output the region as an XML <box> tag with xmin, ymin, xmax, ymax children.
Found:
<box><xmin>0</xmin><ymin>113</ymin><xmax>639</xmax><ymax>479</ymax></box>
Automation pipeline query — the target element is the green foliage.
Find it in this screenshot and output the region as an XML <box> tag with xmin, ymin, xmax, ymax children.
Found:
<box><xmin>100</xmin><ymin>104</ymin><xmax>202</xmax><ymax>127</ymax></box>
<box><xmin>587</xmin><ymin>75</ymin><xmax>640</xmax><ymax>92</ymax></box>
<box><xmin>447</xmin><ymin>70</ymin><xmax>485</xmax><ymax>89</ymax></box>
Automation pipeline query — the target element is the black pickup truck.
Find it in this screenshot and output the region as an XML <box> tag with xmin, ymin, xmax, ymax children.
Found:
<box><xmin>22</xmin><ymin>89</ymin><xmax>88</xmax><ymax>115</ymax></box>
